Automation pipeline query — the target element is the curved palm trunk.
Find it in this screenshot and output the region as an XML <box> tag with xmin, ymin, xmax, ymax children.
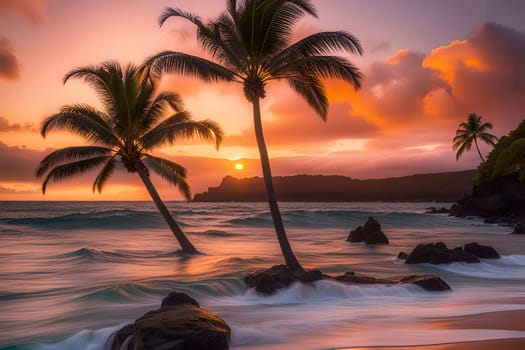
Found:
<box><xmin>135</xmin><ymin>161</ymin><xmax>199</xmax><ymax>254</ymax></box>
<box><xmin>252</xmin><ymin>98</ymin><xmax>304</xmax><ymax>273</ymax></box>
<box><xmin>474</xmin><ymin>138</ymin><xmax>485</xmax><ymax>162</ymax></box>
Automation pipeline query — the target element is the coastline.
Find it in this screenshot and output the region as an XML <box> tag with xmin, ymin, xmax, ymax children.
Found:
<box><xmin>342</xmin><ymin>310</ymin><xmax>525</xmax><ymax>350</ymax></box>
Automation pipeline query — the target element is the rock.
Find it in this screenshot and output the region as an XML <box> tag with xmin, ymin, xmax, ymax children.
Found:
<box><xmin>405</xmin><ymin>242</ymin><xmax>480</xmax><ymax>264</ymax></box>
<box><xmin>245</xmin><ymin>265</ymin><xmax>451</xmax><ymax>294</ymax></box>
<box><xmin>347</xmin><ymin>226</ymin><xmax>366</xmax><ymax>242</ymax></box>
<box><xmin>397</xmin><ymin>252</ymin><xmax>408</xmax><ymax>260</ymax></box>
<box><xmin>111</xmin><ymin>293</ymin><xmax>230</xmax><ymax>350</ymax></box>
<box><xmin>334</xmin><ymin>272</ymin><xmax>451</xmax><ymax>292</ymax></box>
<box><xmin>425</xmin><ymin>207</ymin><xmax>450</xmax><ymax>214</ymax></box>
<box><xmin>463</xmin><ymin>242</ymin><xmax>500</xmax><ymax>259</ymax></box>
<box><xmin>347</xmin><ymin>217</ymin><xmax>389</xmax><ymax>244</ymax></box>
<box><xmin>512</xmin><ymin>225</ymin><xmax>525</xmax><ymax>234</ymax></box>
<box><xmin>244</xmin><ymin>265</ymin><xmax>326</xmax><ymax>295</ymax></box>
<box><xmin>398</xmin><ymin>275</ymin><xmax>451</xmax><ymax>291</ymax></box>
<box><xmin>161</xmin><ymin>292</ymin><xmax>200</xmax><ymax>308</ymax></box>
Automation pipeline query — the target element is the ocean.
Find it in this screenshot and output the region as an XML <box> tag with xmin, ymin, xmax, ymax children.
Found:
<box><xmin>1</xmin><ymin>201</ymin><xmax>524</xmax><ymax>349</ymax></box>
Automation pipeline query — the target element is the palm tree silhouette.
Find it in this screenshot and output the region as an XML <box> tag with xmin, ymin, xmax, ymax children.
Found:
<box><xmin>36</xmin><ymin>61</ymin><xmax>222</xmax><ymax>254</ymax></box>
<box><xmin>453</xmin><ymin>113</ymin><xmax>497</xmax><ymax>162</ymax></box>
<box><xmin>147</xmin><ymin>0</ymin><xmax>363</xmax><ymax>273</ymax></box>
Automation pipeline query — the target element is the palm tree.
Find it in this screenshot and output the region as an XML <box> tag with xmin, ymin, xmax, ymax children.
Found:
<box><xmin>36</xmin><ymin>61</ymin><xmax>222</xmax><ymax>254</ymax></box>
<box><xmin>453</xmin><ymin>113</ymin><xmax>497</xmax><ymax>162</ymax></box>
<box><xmin>147</xmin><ymin>0</ymin><xmax>363</xmax><ymax>273</ymax></box>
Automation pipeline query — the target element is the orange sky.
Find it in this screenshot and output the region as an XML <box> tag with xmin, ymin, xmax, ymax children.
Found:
<box><xmin>1</xmin><ymin>0</ymin><xmax>525</xmax><ymax>200</ymax></box>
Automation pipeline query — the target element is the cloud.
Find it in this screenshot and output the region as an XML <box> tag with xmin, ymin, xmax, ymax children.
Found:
<box><xmin>423</xmin><ymin>22</ymin><xmax>525</xmax><ymax>132</ymax></box>
<box><xmin>0</xmin><ymin>0</ymin><xmax>48</xmax><ymax>23</ymax></box>
<box><xmin>0</xmin><ymin>37</ymin><xmax>20</xmax><ymax>80</ymax></box>
<box><xmin>226</xmin><ymin>90</ymin><xmax>380</xmax><ymax>147</ymax></box>
<box><xmin>366</xmin><ymin>39</ymin><xmax>391</xmax><ymax>54</ymax></box>
<box><xmin>0</xmin><ymin>116</ymin><xmax>36</xmax><ymax>132</ymax></box>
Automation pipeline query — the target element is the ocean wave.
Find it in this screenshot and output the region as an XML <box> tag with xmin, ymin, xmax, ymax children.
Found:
<box><xmin>430</xmin><ymin>255</ymin><xmax>525</xmax><ymax>279</ymax></box>
<box><xmin>216</xmin><ymin>280</ymin><xmax>427</xmax><ymax>307</ymax></box>
<box><xmin>1</xmin><ymin>210</ymin><xmax>181</xmax><ymax>230</ymax></box>
<box><xmin>80</xmin><ymin>283</ymin><xmax>167</xmax><ymax>303</ymax></box>
<box><xmin>225</xmin><ymin>209</ymin><xmax>454</xmax><ymax>229</ymax></box>
<box><xmin>56</xmin><ymin>247</ymin><xmax>183</xmax><ymax>263</ymax></box>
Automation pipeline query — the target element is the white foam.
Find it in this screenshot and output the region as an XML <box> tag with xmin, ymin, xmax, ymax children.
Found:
<box><xmin>212</xmin><ymin>280</ymin><xmax>428</xmax><ymax>307</ymax></box>
<box><xmin>30</xmin><ymin>323</ymin><xmax>126</xmax><ymax>350</ymax></box>
<box><xmin>432</xmin><ymin>255</ymin><xmax>525</xmax><ymax>279</ymax></box>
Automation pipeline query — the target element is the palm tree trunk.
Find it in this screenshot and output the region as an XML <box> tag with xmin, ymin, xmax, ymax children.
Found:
<box><xmin>474</xmin><ymin>138</ymin><xmax>485</xmax><ymax>162</ymax></box>
<box><xmin>252</xmin><ymin>98</ymin><xmax>304</xmax><ymax>273</ymax></box>
<box><xmin>135</xmin><ymin>160</ymin><xmax>199</xmax><ymax>254</ymax></box>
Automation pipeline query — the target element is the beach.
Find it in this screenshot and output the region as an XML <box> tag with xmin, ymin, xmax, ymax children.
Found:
<box><xmin>1</xmin><ymin>201</ymin><xmax>524</xmax><ymax>349</ymax></box>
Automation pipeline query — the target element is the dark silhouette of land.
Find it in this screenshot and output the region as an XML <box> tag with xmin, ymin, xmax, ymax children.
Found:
<box><xmin>193</xmin><ymin>170</ymin><xmax>476</xmax><ymax>202</ymax></box>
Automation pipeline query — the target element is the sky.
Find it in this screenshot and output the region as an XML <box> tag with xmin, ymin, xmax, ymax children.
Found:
<box><xmin>1</xmin><ymin>0</ymin><xmax>525</xmax><ymax>200</ymax></box>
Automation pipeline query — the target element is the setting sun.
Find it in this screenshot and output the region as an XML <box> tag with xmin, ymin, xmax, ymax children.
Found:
<box><xmin>235</xmin><ymin>163</ymin><xmax>244</xmax><ymax>171</ymax></box>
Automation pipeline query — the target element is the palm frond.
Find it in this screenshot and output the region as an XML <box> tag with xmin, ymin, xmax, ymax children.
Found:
<box><xmin>142</xmin><ymin>91</ymin><xmax>184</xmax><ymax>131</ymax></box>
<box><xmin>143</xmin><ymin>154</ymin><xmax>192</xmax><ymax>200</ymax></box>
<box><xmin>454</xmin><ymin>139</ymin><xmax>472</xmax><ymax>160</ymax></box>
<box><xmin>92</xmin><ymin>155</ymin><xmax>117</xmax><ymax>193</ymax></box>
<box><xmin>270</xmin><ymin>31</ymin><xmax>363</xmax><ymax>70</ymax></box>
<box><xmin>140</xmin><ymin>112</ymin><xmax>223</xmax><ymax>150</ymax></box>
<box><xmin>274</xmin><ymin>55</ymin><xmax>363</xmax><ymax>89</ymax></box>
<box><xmin>36</xmin><ymin>146</ymin><xmax>113</xmax><ymax>178</ymax></box>
<box><xmin>146</xmin><ymin>51</ymin><xmax>237</xmax><ymax>82</ymax></box>
<box><xmin>287</xmin><ymin>76</ymin><xmax>328</xmax><ymax>118</ymax></box>
<box><xmin>41</xmin><ymin>106</ymin><xmax>120</xmax><ymax>147</ymax></box>
<box><xmin>41</xmin><ymin>156</ymin><xmax>111</xmax><ymax>194</ymax></box>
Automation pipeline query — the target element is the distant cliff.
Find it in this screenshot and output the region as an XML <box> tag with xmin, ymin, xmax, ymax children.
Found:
<box><xmin>193</xmin><ymin>170</ymin><xmax>477</xmax><ymax>202</ymax></box>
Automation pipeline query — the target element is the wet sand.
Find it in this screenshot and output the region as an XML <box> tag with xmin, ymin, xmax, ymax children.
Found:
<box><xmin>343</xmin><ymin>310</ymin><xmax>525</xmax><ymax>350</ymax></box>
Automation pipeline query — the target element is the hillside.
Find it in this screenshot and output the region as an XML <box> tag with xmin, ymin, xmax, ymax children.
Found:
<box><xmin>192</xmin><ymin>170</ymin><xmax>477</xmax><ymax>202</ymax></box>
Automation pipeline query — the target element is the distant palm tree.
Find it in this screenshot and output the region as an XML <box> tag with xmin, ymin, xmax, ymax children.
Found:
<box><xmin>36</xmin><ymin>61</ymin><xmax>222</xmax><ymax>254</ymax></box>
<box><xmin>147</xmin><ymin>0</ymin><xmax>363</xmax><ymax>273</ymax></box>
<box><xmin>453</xmin><ymin>113</ymin><xmax>497</xmax><ymax>162</ymax></box>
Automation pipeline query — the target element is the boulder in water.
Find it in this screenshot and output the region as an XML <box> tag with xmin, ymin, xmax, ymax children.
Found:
<box><xmin>110</xmin><ymin>292</ymin><xmax>230</xmax><ymax>350</ymax></box>
<box><xmin>334</xmin><ymin>272</ymin><xmax>450</xmax><ymax>291</ymax></box>
<box><xmin>245</xmin><ymin>265</ymin><xmax>451</xmax><ymax>294</ymax></box>
<box><xmin>405</xmin><ymin>242</ymin><xmax>480</xmax><ymax>264</ymax></box>
<box><xmin>347</xmin><ymin>217</ymin><xmax>389</xmax><ymax>244</ymax></box>
<box><xmin>463</xmin><ymin>242</ymin><xmax>500</xmax><ymax>259</ymax></box>
<box><xmin>244</xmin><ymin>264</ymin><xmax>326</xmax><ymax>295</ymax></box>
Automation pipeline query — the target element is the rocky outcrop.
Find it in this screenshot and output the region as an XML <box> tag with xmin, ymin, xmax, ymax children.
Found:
<box><xmin>347</xmin><ymin>217</ymin><xmax>389</xmax><ymax>244</ymax></box>
<box><xmin>401</xmin><ymin>242</ymin><xmax>500</xmax><ymax>264</ymax></box>
<box><xmin>110</xmin><ymin>292</ymin><xmax>230</xmax><ymax>350</ymax></box>
<box><xmin>449</xmin><ymin>173</ymin><xmax>525</xmax><ymax>227</ymax></box>
<box><xmin>512</xmin><ymin>225</ymin><xmax>525</xmax><ymax>234</ymax></box>
<box><xmin>245</xmin><ymin>265</ymin><xmax>451</xmax><ymax>295</ymax></box>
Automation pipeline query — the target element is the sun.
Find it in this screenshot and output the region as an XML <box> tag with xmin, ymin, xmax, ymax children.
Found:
<box><xmin>234</xmin><ymin>163</ymin><xmax>244</xmax><ymax>171</ymax></box>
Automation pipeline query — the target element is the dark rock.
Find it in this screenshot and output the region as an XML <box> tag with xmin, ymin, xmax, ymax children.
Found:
<box><xmin>512</xmin><ymin>225</ymin><xmax>525</xmax><ymax>234</ymax></box>
<box><xmin>111</xmin><ymin>293</ymin><xmax>230</xmax><ymax>350</ymax></box>
<box><xmin>425</xmin><ymin>207</ymin><xmax>450</xmax><ymax>214</ymax></box>
<box><xmin>464</xmin><ymin>242</ymin><xmax>500</xmax><ymax>259</ymax></box>
<box><xmin>334</xmin><ymin>272</ymin><xmax>451</xmax><ymax>291</ymax></box>
<box><xmin>347</xmin><ymin>226</ymin><xmax>366</xmax><ymax>242</ymax></box>
<box><xmin>244</xmin><ymin>265</ymin><xmax>327</xmax><ymax>295</ymax></box>
<box><xmin>397</xmin><ymin>252</ymin><xmax>408</xmax><ymax>260</ymax></box>
<box><xmin>245</xmin><ymin>265</ymin><xmax>451</xmax><ymax>294</ymax></box>
<box><xmin>347</xmin><ymin>217</ymin><xmax>389</xmax><ymax>245</ymax></box>
<box><xmin>398</xmin><ymin>275</ymin><xmax>451</xmax><ymax>291</ymax></box>
<box><xmin>449</xmin><ymin>173</ymin><xmax>525</xmax><ymax>226</ymax></box>
<box><xmin>405</xmin><ymin>242</ymin><xmax>480</xmax><ymax>264</ymax></box>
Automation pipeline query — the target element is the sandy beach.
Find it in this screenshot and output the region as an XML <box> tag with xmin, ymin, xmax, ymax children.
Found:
<box><xmin>346</xmin><ymin>310</ymin><xmax>525</xmax><ymax>350</ymax></box>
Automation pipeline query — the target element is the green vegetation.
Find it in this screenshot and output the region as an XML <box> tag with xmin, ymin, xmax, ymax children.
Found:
<box><xmin>478</xmin><ymin>119</ymin><xmax>525</xmax><ymax>181</ymax></box>
<box><xmin>148</xmin><ymin>0</ymin><xmax>363</xmax><ymax>273</ymax></box>
<box><xmin>36</xmin><ymin>61</ymin><xmax>222</xmax><ymax>254</ymax></box>
<box><xmin>453</xmin><ymin>113</ymin><xmax>497</xmax><ymax>162</ymax></box>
